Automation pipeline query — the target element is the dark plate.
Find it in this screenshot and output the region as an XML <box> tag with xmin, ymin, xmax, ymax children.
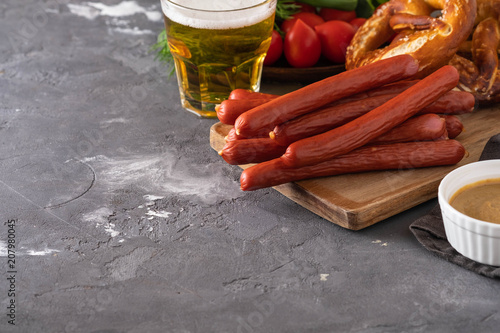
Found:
<box><xmin>262</xmin><ymin>59</ymin><xmax>345</xmax><ymax>84</ymax></box>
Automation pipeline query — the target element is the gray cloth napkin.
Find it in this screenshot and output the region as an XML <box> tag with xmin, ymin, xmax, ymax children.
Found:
<box><xmin>410</xmin><ymin>134</ymin><xmax>500</xmax><ymax>279</ymax></box>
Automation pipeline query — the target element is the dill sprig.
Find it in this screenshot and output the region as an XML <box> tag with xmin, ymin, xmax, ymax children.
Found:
<box><xmin>275</xmin><ymin>0</ymin><xmax>301</xmax><ymax>21</ymax></box>
<box><xmin>275</xmin><ymin>0</ymin><xmax>302</xmax><ymax>34</ymax></box>
<box><xmin>150</xmin><ymin>29</ymin><xmax>175</xmax><ymax>76</ymax></box>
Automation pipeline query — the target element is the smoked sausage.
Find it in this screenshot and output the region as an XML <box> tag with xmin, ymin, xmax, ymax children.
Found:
<box><xmin>234</xmin><ymin>54</ymin><xmax>419</xmax><ymax>137</ymax></box>
<box><xmin>216</xmin><ymin>99</ymin><xmax>275</xmax><ymax>125</ymax></box>
<box><xmin>335</xmin><ymin>80</ymin><xmax>419</xmax><ymax>105</ymax></box>
<box><xmin>225</xmin><ymin>126</ymin><xmax>272</xmax><ymax>141</ymax></box>
<box><xmin>221</xmin><ymin>81</ymin><xmax>418</xmax><ymax>128</ymax></box>
<box><xmin>219</xmin><ymin>138</ymin><xmax>287</xmax><ymax>165</ymax></box>
<box><xmin>271</xmin><ymin>93</ymin><xmax>399</xmax><ymax>146</ymax></box>
<box><xmin>281</xmin><ymin>65</ymin><xmax>460</xmax><ymax>168</ymax></box>
<box><xmin>228</xmin><ymin>89</ymin><xmax>279</xmax><ymax>100</ymax></box>
<box><xmin>442</xmin><ymin>115</ymin><xmax>464</xmax><ymax>139</ymax></box>
<box><xmin>418</xmin><ymin>90</ymin><xmax>475</xmax><ymax>115</ymax></box>
<box><xmin>240</xmin><ymin>140</ymin><xmax>466</xmax><ymax>191</ymax></box>
<box><xmin>369</xmin><ymin>114</ymin><xmax>447</xmax><ymax>144</ymax></box>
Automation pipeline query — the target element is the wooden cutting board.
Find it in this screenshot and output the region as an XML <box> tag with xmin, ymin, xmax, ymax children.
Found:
<box><xmin>210</xmin><ymin>107</ymin><xmax>500</xmax><ymax>230</ymax></box>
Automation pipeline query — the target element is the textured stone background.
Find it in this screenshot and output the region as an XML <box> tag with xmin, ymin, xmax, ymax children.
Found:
<box><xmin>0</xmin><ymin>1</ymin><xmax>499</xmax><ymax>332</ymax></box>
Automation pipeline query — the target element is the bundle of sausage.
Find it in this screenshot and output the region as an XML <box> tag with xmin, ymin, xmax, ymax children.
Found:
<box><xmin>215</xmin><ymin>55</ymin><xmax>475</xmax><ymax>191</ymax></box>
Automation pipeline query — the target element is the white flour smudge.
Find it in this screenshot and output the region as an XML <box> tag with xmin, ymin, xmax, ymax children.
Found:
<box><xmin>67</xmin><ymin>1</ymin><xmax>161</xmax><ymax>35</ymax></box>
<box><xmin>101</xmin><ymin>118</ymin><xmax>131</xmax><ymax>124</ymax></box>
<box><xmin>0</xmin><ymin>241</ymin><xmax>60</xmax><ymax>256</ymax></box>
<box><xmin>104</xmin><ymin>223</ymin><xmax>120</xmax><ymax>237</ymax></box>
<box><xmin>143</xmin><ymin>195</ymin><xmax>164</xmax><ymax>203</ymax></box>
<box><xmin>146</xmin><ymin>209</ymin><xmax>172</xmax><ymax>219</ymax></box>
<box><xmin>141</xmin><ymin>195</ymin><xmax>172</xmax><ymax>219</ymax></box>
<box><xmin>140</xmin><ymin>195</ymin><xmax>172</xmax><ymax>220</ymax></box>
<box><xmin>83</xmin><ymin>207</ymin><xmax>114</xmax><ymax>224</ymax></box>
<box><xmin>26</xmin><ymin>249</ymin><xmax>60</xmax><ymax>256</ymax></box>
<box><xmin>68</xmin><ymin>1</ymin><xmax>161</xmax><ymax>21</ymax></box>
<box><xmin>83</xmin><ymin>207</ymin><xmax>121</xmax><ymax>238</ymax></box>
<box><xmin>88</xmin><ymin>1</ymin><xmax>162</xmax><ymax>21</ymax></box>
<box><xmin>67</xmin><ymin>3</ymin><xmax>100</xmax><ymax>20</ymax></box>
<box><xmin>81</xmin><ymin>155</ymin><xmax>110</xmax><ymax>163</ymax></box>
<box><xmin>85</xmin><ymin>150</ymin><xmax>243</xmax><ymax>205</ymax></box>
<box><xmin>112</xmin><ymin>27</ymin><xmax>154</xmax><ymax>35</ymax></box>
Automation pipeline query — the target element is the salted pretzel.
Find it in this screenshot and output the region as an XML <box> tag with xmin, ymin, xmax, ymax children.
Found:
<box><xmin>449</xmin><ymin>0</ymin><xmax>500</xmax><ymax>104</ymax></box>
<box><xmin>345</xmin><ymin>0</ymin><xmax>477</xmax><ymax>78</ymax></box>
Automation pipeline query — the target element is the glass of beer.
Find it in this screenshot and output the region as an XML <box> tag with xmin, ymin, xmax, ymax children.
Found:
<box><xmin>160</xmin><ymin>0</ymin><xmax>277</xmax><ymax>118</ymax></box>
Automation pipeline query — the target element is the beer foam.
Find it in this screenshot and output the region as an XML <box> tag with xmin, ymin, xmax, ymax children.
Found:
<box><xmin>162</xmin><ymin>0</ymin><xmax>276</xmax><ymax>29</ymax></box>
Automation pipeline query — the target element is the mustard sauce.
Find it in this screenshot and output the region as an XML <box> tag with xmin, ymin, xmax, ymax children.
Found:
<box><xmin>449</xmin><ymin>178</ymin><xmax>500</xmax><ymax>224</ymax></box>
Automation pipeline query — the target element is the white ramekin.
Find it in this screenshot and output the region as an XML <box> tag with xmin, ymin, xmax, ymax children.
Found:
<box><xmin>438</xmin><ymin>159</ymin><xmax>500</xmax><ymax>266</ymax></box>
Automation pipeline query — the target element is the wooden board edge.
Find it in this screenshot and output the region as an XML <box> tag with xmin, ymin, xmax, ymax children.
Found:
<box><xmin>275</xmin><ymin>171</ymin><xmax>442</xmax><ymax>230</ymax></box>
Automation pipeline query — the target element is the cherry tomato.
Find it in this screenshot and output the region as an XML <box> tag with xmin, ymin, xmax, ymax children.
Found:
<box><xmin>315</xmin><ymin>20</ymin><xmax>355</xmax><ymax>63</ymax></box>
<box><xmin>285</xmin><ymin>19</ymin><xmax>321</xmax><ymax>68</ymax></box>
<box><xmin>281</xmin><ymin>12</ymin><xmax>325</xmax><ymax>35</ymax></box>
<box><xmin>318</xmin><ymin>8</ymin><xmax>357</xmax><ymax>22</ymax></box>
<box><xmin>264</xmin><ymin>30</ymin><xmax>283</xmax><ymax>66</ymax></box>
<box><xmin>350</xmin><ymin>17</ymin><xmax>367</xmax><ymax>32</ymax></box>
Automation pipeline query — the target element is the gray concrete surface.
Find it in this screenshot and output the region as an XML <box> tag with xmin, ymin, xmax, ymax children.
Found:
<box><xmin>0</xmin><ymin>1</ymin><xmax>499</xmax><ymax>332</ymax></box>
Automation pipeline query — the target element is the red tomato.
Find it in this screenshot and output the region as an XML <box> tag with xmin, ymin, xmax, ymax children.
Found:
<box><xmin>264</xmin><ymin>30</ymin><xmax>283</xmax><ymax>66</ymax></box>
<box><xmin>319</xmin><ymin>8</ymin><xmax>357</xmax><ymax>22</ymax></box>
<box><xmin>315</xmin><ymin>20</ymin><xmax>355</xmax><ymax>63</ymax></box>
<box><xmin>281</xmin><ymin>12</ymin><xmax>325</xmax><ymax>35</ymax></box>
<box><xmin>285</xmin><ymin>19</ymin><xmax>321</xmax><ymax>68</ymax></box>
<box><xmin>350</xmin><ymin>17</ymin><xmax>367</xmax><ymax>32</ymax></box>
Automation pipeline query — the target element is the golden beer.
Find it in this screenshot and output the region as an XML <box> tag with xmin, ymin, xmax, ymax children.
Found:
<box><xmin>161</xmin><ymin>0</ymin><xmax>276</xmax><ymax>117</ymax></box>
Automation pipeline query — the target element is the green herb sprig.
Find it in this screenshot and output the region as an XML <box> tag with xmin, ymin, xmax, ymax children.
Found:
<box><xmin>150</xmin><ymin>29</ymin><xmax>175</xmax><ymax>76</ymax></box>
<box><xmin>275</xmin><ymin>0</ymin><xmax>301</xmax><ymax>21</ymax></box>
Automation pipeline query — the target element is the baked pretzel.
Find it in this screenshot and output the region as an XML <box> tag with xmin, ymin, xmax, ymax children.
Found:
<box><xmin>449</xmin><ymin>0</ymin><xmax>500</xmax><ymax>104</ymax></box>
<box><xmin>345</xmin><ymin>0</ymin><xmax>477</xmax><ymax>78</ymax></box>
